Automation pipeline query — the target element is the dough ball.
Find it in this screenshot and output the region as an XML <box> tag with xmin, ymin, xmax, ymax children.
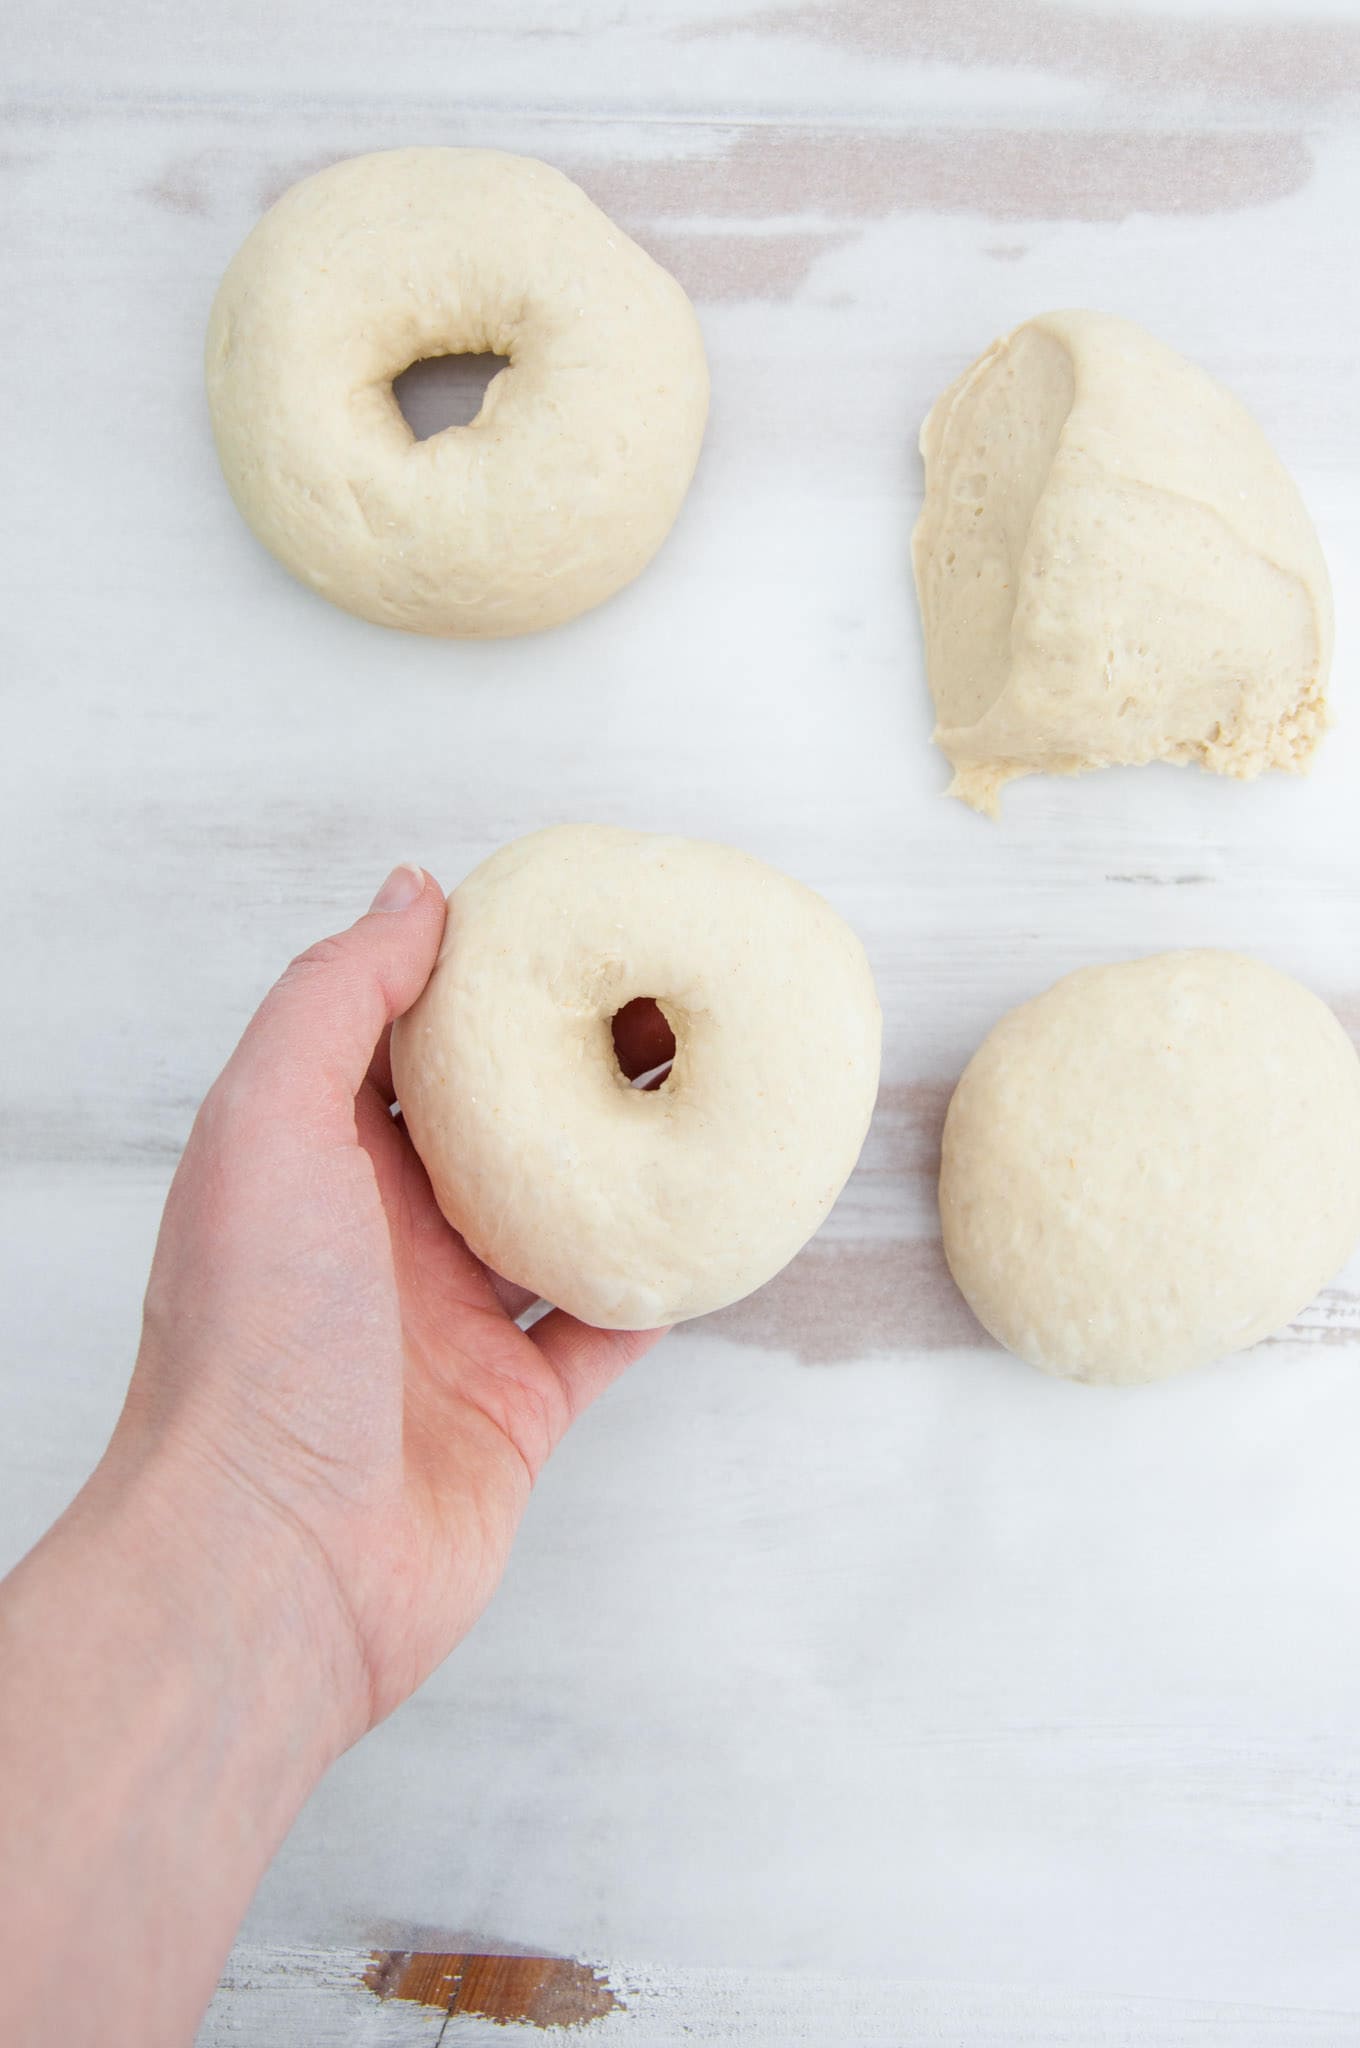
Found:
<box><xmin>940</xmin><ymin>952</ymin><xmax>1360</xmax><ymax>1384</ymax></box>
<box><xmin>913</xmin><ymin>310</ymin><xmax>1333</xmax><ymax>815</ymax></box>
<box><xmin>391</xmin><ymin>825</ymin><xmax>882</xmax><ymax>1329</ymax></box>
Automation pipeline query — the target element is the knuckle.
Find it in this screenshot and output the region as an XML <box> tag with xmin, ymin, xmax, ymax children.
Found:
<box><xmin>185</xmin><ymin>1072</ymin><xmax>258</xmax><ymax>1174</ymax></box>
<box><xmin>279</xmin><ymin>933</ymin><xmax>350</xmax><ymax>985</ymax></box>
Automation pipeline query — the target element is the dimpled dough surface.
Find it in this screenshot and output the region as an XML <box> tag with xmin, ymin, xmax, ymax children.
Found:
<box><xmin>940</xmin><ymin>952</ymin><xmax>1360</xmax><ymax>1385</ymax></box>
<box><xmin>913</xmin><ymin>310</ymin><xmax>1334</xmax><ymax>814</ymax></box>
<box><xmin>391</xmin><ymin>825</ymin><xmax>883</xmax><ymax>1330</ymax></box>
<box><xmin>205</xmin><ymin>148</ymin><xmax>709</xmax><ymax>636</ymax></box>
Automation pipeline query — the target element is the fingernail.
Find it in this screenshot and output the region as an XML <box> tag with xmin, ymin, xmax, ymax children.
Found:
<box><xmin>369</xmin><ymin>863</ymin><xmax>425</xmax><ymax>914</ymax></box>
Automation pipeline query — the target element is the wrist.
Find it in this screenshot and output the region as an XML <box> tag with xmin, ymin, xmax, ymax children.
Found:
<box><xmin>17</xmin><ymin>1433</ymin><xmax>362</xmax><ymax>1844</ymax></box>
<box><xmin>0</xmin><ymin>1437</ymin><xmax>349</xmax><ymax>2046</ymax></box>
<box><xmin>84</xmin><ymin>1425</ymin><xmax>366</xmax><ymax>1778</ymax></box>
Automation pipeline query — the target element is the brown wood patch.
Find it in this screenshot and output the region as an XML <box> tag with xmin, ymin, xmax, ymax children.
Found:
<box><xmin>364</xmin><ymin>1950</ymin><xmax>621</xmax><ymax>2027</ymax></box>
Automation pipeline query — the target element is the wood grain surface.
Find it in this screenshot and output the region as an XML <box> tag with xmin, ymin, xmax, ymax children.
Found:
<box><xmin>4</xmin><ymin>1</ymin><xmax>1360</xmax><ymax>2042</ymax></box>
<box><xmin>364</xmin><ymin>1948</ymin><xmax>622</xmax><ymax>2025</ymax></box>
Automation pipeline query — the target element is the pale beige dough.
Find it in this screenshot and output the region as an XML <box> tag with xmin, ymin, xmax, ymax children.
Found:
<box><xmin>913</xmin><ymin>310</ymin><xmax>1333</xmax><ymax>815</ymax></box>
<box><xmin>206</xmin><ymin>148</ymin><xmax>709</xmax><ymax>636</ymax></box>
<box><xmin>940</xmin><ymin>952</ymin><xmax>1360</xmax><ymax>1385</ymax></box>
<box><xmin>391</xmin><ymin>826</ymin><xmax>882</xmax><ymax>1329</ymax></box>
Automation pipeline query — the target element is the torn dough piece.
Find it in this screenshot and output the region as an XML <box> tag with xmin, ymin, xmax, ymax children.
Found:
<box><xmin>940</xmin><ymin>951</ymin><xmax>1360</xmax><ymax>1385</ymax></box>
<box><xmin>912</xmin><ymin>310</ymin><xmax>1333</xmax><ymax>815</ymax></box>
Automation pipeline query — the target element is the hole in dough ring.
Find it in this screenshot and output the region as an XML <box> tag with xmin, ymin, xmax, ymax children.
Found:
<box><xmin>205</xmin><ymin>149</ymin><xmax>709</xmax><ymax>637</ymax></box>
<box><xmin>391</xmin><ymin>825</ymin><xmax>883</xmax><ymax>1329</ymax></box>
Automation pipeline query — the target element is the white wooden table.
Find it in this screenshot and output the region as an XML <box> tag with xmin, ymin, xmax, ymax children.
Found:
<box><xmin>5</xmin><ymin>2</ymin><xmax>1360</xmax><ymax>2040</ymax></box>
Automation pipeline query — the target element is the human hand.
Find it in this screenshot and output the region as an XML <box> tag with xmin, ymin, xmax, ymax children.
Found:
<box><xmin>115</xmin><ymin>863</ymin><xmax>665</xmax><ymax>1749</ymax></box>
<box><xmin>0</xmin><ymin>866</ymin><xmax>666</xmax><ymax>2046</ymax></box>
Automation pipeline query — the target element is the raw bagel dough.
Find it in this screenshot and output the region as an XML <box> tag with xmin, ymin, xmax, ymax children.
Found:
<box><xmin>913</xmin><ymin>310</ymin><xmax>1333</xmax><ymax>815</ymax></box>
<box><xmin>940</xmin><ymin>952</ymin><xmax>1360</xmax><ymax>1384</ymax></box>
<box><xmin>391</xmin><ymin>825</ymin><xmax>882</xmax><ymax>1329</ymax></box>
<box><xmin>206</xmin><ymin>148</ymin><xmax>709</xmax><ymax>636</ymax></box>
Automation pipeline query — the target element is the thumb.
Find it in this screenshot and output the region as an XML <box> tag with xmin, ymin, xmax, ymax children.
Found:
<box><xmin>223</xmin><ymin>865</ymin><xmax>446</xmax><ymax>1130</ymax></box>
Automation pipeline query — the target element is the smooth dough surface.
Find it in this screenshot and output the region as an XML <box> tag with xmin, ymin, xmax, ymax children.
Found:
<box><xmin>940</xmin><ymin>952</ymin><xmax>1360</xmax><ymax>1384</ymax></box>
<box><xmin>206</xmin><ymin>148</ymin><xmax>709</xmax><ymax>636</ymax></box>
<box><xmin>913</xmin><ymin>310</ymin><xmax>1333</xmax><ymax>814</ymax></box>
<box><xmin>391</xmin><ymin>825</ymin><xmax>882</xmax><ymax>1329</ymax></box>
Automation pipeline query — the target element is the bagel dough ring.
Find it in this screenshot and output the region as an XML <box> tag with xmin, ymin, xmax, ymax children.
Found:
<box><xmin>913</xmin><ymin>310</ymin><xmax>1333</xmax><ymax>814</ymax></box>
<box><xmin>206</xmin><ymin>149</ymin><xmax>709</xmax><ymax>636</ymax></box>
<box><xmin>391</xmin><ymin>825</ymin><xmax>883</xmax><ymax>1329</ymax></box>
<box><xmin>940</xmin><ymin>952</ymin><xmax>1360</xmax><ymax>1385</ymax></box>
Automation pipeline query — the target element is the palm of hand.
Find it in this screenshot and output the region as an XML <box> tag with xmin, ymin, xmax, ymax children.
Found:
<box><xmin>342</xmin><ymin>1072</ymin><xmax>575</xmax><ymax>1725</ymax></box>
<box><xmin>127</xmin><ymin>886</ymin><xmax>660</xmax><ymax>1746</ymax></box>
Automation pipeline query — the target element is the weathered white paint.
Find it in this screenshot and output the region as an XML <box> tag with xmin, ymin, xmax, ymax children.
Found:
<box><xmin>5</xmin><ymin>1</ymin><xmax>1360</xmax><ymax>2042</ymax></box>
<box><xmin>201</xmin><ymin>1945</ymin><xmax>1360</xmax><ymax>2046</ymax></box>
